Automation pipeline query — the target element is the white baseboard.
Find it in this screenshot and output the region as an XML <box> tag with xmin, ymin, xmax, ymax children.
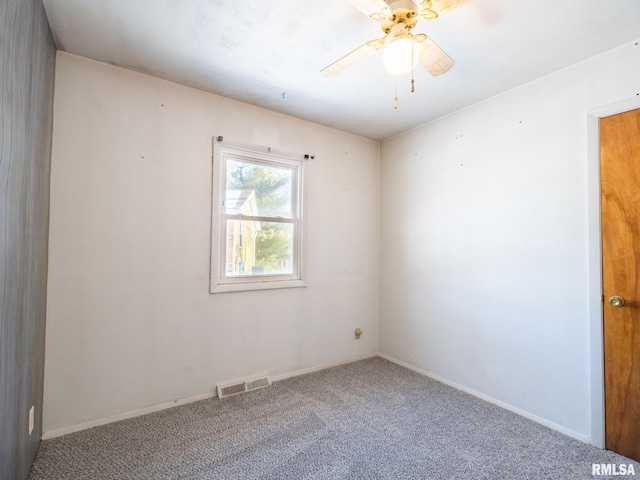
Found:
<box><xmin>377</xmin><ymin>352</ymin><xmax>591</xmax><ymax>444</ymax></box>
<box><xmin>45</xmin><ymin>351</ymin><xmax>580</xmax><ymax>444</ymax></box>
<box><xmin>42</xmin><ymin>351</ymin><xmax>378</xmax><ymax>440</ymax></box>
<box><xmin>42</xmin><ymin>392</ymin><xmax>217</xmax><ymax>440</ymax></box>
<box><xmin>271</xmin><ymin>352</ymin><xmax>378</xmax><ymax>382</ymax></box>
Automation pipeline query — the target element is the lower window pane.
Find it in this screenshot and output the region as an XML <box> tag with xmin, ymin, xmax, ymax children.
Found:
<box><xmin>225</xmin><ymin>220</ymin><xmax>294</xmax><ymax>276</ymax></box>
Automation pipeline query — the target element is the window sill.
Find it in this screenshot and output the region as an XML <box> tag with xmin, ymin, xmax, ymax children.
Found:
<box><xmin>211</xmin><ymin>279</ymin><xmax>307</xmax><ymax>294</ymax></box>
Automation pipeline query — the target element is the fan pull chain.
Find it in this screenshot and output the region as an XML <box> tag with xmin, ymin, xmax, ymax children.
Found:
<box><xmin>394</xmin><ymin>79</ymin><xmax>398</xmax><ymax>109</ymax></box>
<box><xmin>411</xmin><ymin>37</ymin><xmax>415</xmax><ymax>93</ymax></box>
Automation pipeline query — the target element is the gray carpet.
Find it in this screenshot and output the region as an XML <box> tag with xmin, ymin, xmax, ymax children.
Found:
<box><xmin>30</xmin><ymin>357</ymin><xmax>639</xmax><ymax>479</ymax></box>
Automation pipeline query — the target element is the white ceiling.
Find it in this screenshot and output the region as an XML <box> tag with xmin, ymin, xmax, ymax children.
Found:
<box><xmin>42</xmin><ymin>0</ymin><xmax>640</xmax><ymax>140</ymax></box>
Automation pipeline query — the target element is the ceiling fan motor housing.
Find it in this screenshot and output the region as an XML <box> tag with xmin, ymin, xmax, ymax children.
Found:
<box><xmin>380</xmin><ymin>0</ymin><xmax>420</xmax><ymax>33</ymax></box>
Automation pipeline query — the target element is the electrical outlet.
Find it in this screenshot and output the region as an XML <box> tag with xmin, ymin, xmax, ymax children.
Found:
<box><xmin>29</xmin><ymin>406</ymin><xmax>34</xmax><ymax>435</ymax></box>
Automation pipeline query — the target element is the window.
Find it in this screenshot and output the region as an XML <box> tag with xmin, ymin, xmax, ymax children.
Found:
<box><xmin>210</xmin><ymin>139</ymin><xmax>305</xmax><ymax>293</ymax></box>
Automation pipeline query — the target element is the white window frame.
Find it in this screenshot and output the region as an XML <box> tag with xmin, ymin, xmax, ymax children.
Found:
<box><xmin>210</xmin><ymin>138</ymin><xmax>306</xmax><ymax>293</ymax></box>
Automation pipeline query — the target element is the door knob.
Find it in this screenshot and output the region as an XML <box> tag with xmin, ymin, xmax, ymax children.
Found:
<box><xmin>608</xmin><ymin>295</ymin><xmax>626</xmax><ymax>308</ymax></box>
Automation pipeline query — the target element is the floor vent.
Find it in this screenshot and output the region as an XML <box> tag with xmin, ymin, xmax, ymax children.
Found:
<box><xmin>217</xmin><ymin>382</ymin><xmax>246</xmax><ymax>399</ymax></box>
<box><xmin>246</xmin><ymin>377</ymin><xmax>271</xmax><ymax>391</ymax></box>
<box><xmin>217</xmin><ymin>376</ymin><xmax>271</xmax><ymax>399</ymax></box>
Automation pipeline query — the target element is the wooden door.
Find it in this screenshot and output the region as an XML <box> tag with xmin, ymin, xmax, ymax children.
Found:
<box><xmin>601</xmin><ymin>108</ymin><xmax>640</xmax><ymax>461</ymax></box>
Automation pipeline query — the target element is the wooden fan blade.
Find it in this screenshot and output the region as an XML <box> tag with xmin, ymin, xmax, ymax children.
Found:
<box><xmin>321</xmin><ymin>37</ymin><xmax>386</xmax><ymax>77</ymax></box>
<box><xmin>419</xmin><ymin>0</ymin><xmax>471</xmax><ymax>21</ymax></box>
<box><xmin>347</xmin><ymin>0</ymin><xmax>391</xmax><ymax>18</ymax></box>
<box><xmin>415</xmin><ymin>35</ymin><xmax>455</xmax><ymax>76</ymax></box>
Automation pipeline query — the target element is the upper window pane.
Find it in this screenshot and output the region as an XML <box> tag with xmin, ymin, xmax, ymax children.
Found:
<box><xmin>225</xmin><ymin>158</ymin><xmax>293</xmax><ymax>218</ymax></box>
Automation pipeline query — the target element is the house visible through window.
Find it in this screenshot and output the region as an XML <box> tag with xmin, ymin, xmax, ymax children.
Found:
<box><xmin>210</xmin><ymin>140</ymin><xmax>305</xmax><ymax>293</ymax></box>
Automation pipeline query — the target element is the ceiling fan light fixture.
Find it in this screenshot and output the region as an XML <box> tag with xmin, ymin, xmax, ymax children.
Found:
<box><xmin>383</xmin><ymin>33</ymin><xmax>419</xmax><ymax>75</ymax></box>
<box><xmin>323</xmin><ymin>0</ymin><xmax>466</xmax><ymax>92</ymax></box>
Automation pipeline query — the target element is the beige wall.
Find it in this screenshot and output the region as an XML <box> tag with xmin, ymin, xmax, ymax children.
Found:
<box><xmin>379</xmin><ymin>40</ymin><xmax>640</xmax><ymax>443</ymax></box>
<box><xmin>44</xmin><ymin>53</ymin><xmax>379</xmax><ymax>434</ymax></box>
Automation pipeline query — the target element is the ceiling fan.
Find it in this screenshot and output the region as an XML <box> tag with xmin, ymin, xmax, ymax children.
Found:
<box><xmin>322</xmin><ymin>0</ymin><xmax>469</xmax><ymax>82</ymax></box>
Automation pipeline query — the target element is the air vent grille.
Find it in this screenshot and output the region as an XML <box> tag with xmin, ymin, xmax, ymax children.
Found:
<box><xmin>217</xmin><ymin>376</ymin><xmax>271</xmax><ymax>399</ymax></box>
<box><xmin>246</xmin><ymin>377</ymin><xmax>271</xmax><ymax>391</ymax></box>
<box><xmin>217</xmin><ymin>382</ymin><xmax>246</xmax><ymax>399</ymax></box>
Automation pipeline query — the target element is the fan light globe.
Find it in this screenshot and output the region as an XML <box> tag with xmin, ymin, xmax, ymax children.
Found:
<box><xmin>383</xmin><ymin>34</ymin><xmax>419</xmax><ymax>75</ymax></box>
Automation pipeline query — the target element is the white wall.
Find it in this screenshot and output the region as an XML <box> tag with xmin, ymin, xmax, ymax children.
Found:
<box><xmin>379</xmin><ymin>41</ymin><xmax>640</xmax><ymax>441</ymax></box>
<box><xmin>44</xmin><ymin>53</ymin><xmax>379</xmax><ymax>433</ymax></box>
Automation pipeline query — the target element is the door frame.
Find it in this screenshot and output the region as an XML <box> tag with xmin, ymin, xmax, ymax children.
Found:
<box><xmin>587</xmin><ymin>96</ymin><xmax>640</xmax><ymax>449</ymax></box>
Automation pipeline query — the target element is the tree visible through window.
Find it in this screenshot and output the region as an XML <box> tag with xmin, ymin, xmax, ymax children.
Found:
<box><xmin>225</xmin><ymin>158</ymin><xmax>294</xmax><ymax>276</ymax></box>
<box><xmin>211</xmin><ymin>141</ymin><xmax>305</xmax><ymax>293</ymax></box>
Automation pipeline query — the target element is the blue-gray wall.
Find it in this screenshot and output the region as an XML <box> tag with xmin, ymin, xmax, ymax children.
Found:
<box><xmin>0</xmin><ymin>0</ymin><xmax>55</xmax><ymax>478</ymax></box>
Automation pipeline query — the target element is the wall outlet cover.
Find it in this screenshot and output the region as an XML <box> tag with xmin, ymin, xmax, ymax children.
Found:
<box><xmin>29</xmin><ymin>406</ymin><xmax>34</xmax><ymax>435</ymax></box>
